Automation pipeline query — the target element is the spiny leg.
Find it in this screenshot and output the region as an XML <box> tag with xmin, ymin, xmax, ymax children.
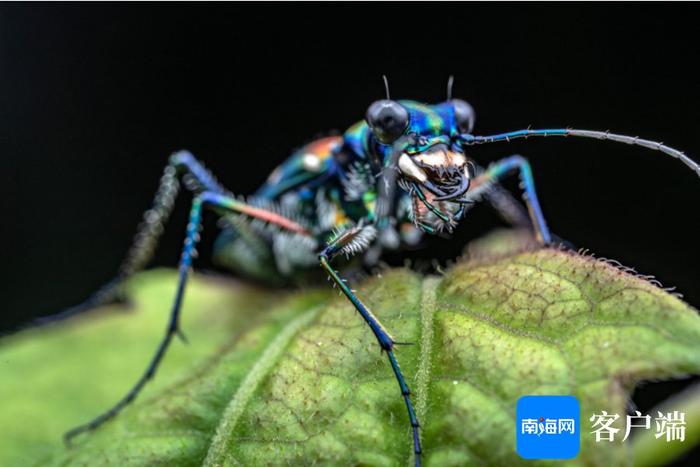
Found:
<box><xmin>64</xmin><ymin>191</ymin><xmax>310</xmax><ymax>444</ymax></box>
<box><xmin>118</xmin><ymin>151</ymin><xmax>227</xmax><ymax>277</ymax></box>
<box><xmin>471</xmin><ymin>163</ymin><xmax>532</xmax><ymax>229</ymax></box>
<box><xmin>469</xmin><ymin>155</ymin><xmax>551</xmax><ymax>244</ymax></box>
<box><xmin>318</xmin><ymin>222</ymin><xmax>422</xmax><ymax>466</ymax></box>
<box><xmin>36</xmin><ymin>151</ymin><xmax>225</xmax><ymax>325</ymax></box>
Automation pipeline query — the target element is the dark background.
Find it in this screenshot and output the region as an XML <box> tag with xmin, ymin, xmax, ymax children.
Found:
<box><xmin>1</xmin><ymin>4</ymin><xmax>698</xmax><ymax>462</ymax></box>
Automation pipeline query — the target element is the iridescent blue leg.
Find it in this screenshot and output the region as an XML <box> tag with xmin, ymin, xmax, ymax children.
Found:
<box><xmin>471</xmin><ymin>162</ymin><xmax>532</xmax><ymax>229</ymax></box>
<box><xmin>64</xmin><ymin>190</ymin><xmax>309</xmax><ymax>444</ymax></box>
<box><xmin>36</xmin><ymin>151</ymin><xmax>224</xmax><ymax>326</ymax></box>
<box><xmin>471</xmin><ymin>155</ymin><xmax>552</xmax><ymax>245</ymax></box>
<box><xmin>318</xmin><ymin>224</ymin><xmax>422</xmax><ymax>467</ymax></box>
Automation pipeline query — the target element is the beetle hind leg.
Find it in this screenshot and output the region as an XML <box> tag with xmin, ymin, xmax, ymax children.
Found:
<box><xmin>35</xmin><ymin>151</ymin><xmax>225</xmax><ymax>326</ymax></box>
<box><xmin>64</xmin><ymin>190</ymin><xmax>313</xmax><ymax>444</ymax></box>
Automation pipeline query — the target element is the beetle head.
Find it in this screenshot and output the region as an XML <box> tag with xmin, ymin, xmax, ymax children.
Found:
<box><xmin>364</xmin><ymin>98</ymin><xmax>476</xmax><ymax>233</ymax></box>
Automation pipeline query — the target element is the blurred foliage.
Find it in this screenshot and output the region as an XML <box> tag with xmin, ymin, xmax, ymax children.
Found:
<box><xmin>0</xmin><ymin>230</ymin><xmax>698</xmax><ymax>466</ymax></box>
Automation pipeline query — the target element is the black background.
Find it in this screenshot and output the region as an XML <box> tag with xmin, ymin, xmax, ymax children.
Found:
<box><xmin>1</xmin><ymin>4</ymin><xmax>698</xmax><ymax>462</ymax></box>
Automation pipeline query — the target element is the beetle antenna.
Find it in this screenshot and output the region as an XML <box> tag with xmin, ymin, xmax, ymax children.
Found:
<box><xmin>447</xmin><ymin>75</ymin><xmax>455</xmax><ymax>101</ymax></box>
<box><xmin>462</xmin><ymin>128</ymin><xmax>700</xmax><ymax>178</ymax></box>
<box><xmin>382</xmin><ymin>75</ymin><xmax>391</xmax><ymax>100</ymax></box>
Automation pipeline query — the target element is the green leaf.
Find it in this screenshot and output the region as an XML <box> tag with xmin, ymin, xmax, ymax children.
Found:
<box><xmin>1</xmin><ymin>230</ymin><xmax>698</xmax><ymax>466</ymax></box>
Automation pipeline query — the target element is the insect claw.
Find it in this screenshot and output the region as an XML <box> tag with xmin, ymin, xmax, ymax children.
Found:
<box><xmin>176</xmin><ymin>329</ymin><xmax>189</xmax><ymax>344</ymax></box>
<box><xmin>63</xmin><ymin>430</ymin><xmax>80</xmax><ymax>447</ymax></box>
<box><xmin>394</xmin><ymin>341</ymin><xmax>415</xmax><ymax>346</ymax></box>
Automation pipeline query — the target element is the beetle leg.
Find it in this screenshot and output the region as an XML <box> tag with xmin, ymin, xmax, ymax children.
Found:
<box><xmin>469</xmin><ymin>154</ymin><xmax>551</xmax><ymax>244</ymax></box>
<box><xmin>466</xmin><ymin>162</ymin><xmax>533</xmax><ymax>229</ymax></box>
<box><xmin>36</xmin><ymin>151</ymin><xmax>231</xmax><ymax>325</ymax></box>
<box><xmin>318</xmin><ymin>222</ymin><xmax>422</xmax><ymax>467</ymax></box>
<box><xmin>64</xmin><ymin>190</ymin><xmax>310</xmax><ymax>444</ymax></box>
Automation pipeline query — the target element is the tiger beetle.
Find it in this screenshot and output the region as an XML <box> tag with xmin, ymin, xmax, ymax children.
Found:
<box><xmin>61</xmin><ymin>77</ymin><xmax>700</xmax><ymax>465</ymax></box>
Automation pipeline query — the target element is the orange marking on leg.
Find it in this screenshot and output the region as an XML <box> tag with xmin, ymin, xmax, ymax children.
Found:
<box><xmin>236</xmin><ymin>204</ymin><xmax>310</xmax><ymax>235</ymax></box>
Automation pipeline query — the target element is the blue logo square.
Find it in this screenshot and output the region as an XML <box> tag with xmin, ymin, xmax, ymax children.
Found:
<box><xmin>516</xmin><ymin>395</ymin><xmax>580</xmax><ymax>459</ymax></box>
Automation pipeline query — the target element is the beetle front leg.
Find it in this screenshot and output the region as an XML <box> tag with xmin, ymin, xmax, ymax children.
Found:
<box><xmin>318</xmin><ymin>222</ymin><xmax>422</xmax><ymax>467</ymax></box>
<box><xmin>470</xmin><ymin>154</ymin><xmax>552</xmax><ymax>245</ymax></box>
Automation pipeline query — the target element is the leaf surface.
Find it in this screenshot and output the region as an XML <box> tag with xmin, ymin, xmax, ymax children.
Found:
<box><xmin>1</xmin><ymin>231</ymin><xmax>698</xmax><ymax>466</ymax></box>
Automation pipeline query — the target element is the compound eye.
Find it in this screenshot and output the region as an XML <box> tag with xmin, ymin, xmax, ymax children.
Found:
<box><xmin>452</xmin><ymin>99</ymin><xmax>475</xmax><ymax>134</ymax></box>
<box><xmin>366</xmin><ymin>100</ymin><xmax>409</xmax><ymax>144</ymax></box>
